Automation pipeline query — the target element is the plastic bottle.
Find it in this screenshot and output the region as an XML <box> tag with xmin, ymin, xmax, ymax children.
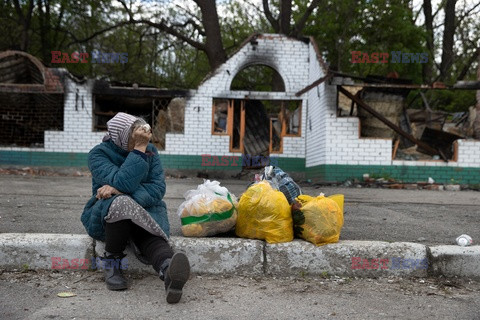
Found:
<box><xmin>456</xmin><ymin>234</ymin><xmax>473</xmax><ymax>246</ymax></box>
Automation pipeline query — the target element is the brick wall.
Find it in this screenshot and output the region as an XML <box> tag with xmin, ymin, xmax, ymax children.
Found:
<box><xmin>162</xmin><ymin>34</ymin><xmax>309</xmax><ymax>158</ymax></box>
<box><xmin>43</xmin><ymin>78</ymin><xmax>105</xmax><ymax>153</ymax></box>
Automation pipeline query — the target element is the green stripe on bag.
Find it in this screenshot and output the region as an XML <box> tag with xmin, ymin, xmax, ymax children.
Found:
<box><xmin>180</xmin><ymin>194</ymin><xmax>235</xmax><ymax>226</ymax></box>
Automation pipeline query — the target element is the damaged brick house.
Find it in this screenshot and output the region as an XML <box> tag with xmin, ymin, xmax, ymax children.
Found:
<box><xmin>1</xmin><ymin>34</ymin><xmax>480</xmax><ymax>184</ymax></box>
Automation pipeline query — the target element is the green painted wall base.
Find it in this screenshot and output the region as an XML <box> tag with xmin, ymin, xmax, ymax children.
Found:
<box><xmin>1</xmin><ymin>151</ymin><xmax>479</xmax><ymax>184</ymax></box>
<box><xmin>0</xmin><ymin>151</ymin><xmax>306</xmax><ymax>172</ymax></box>
<box><xmin>306</xmin><ymin>164</ymin><xmax>480</xmax><ymax>184</ymax></box>
<box><xmin>0</xmin><ymin>151</ymin><xmax>88</xmax><ymax>167</ymax></box>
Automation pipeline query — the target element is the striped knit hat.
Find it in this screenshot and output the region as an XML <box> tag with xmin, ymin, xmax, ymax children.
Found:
<box><xmin>103</xmin><ymin>112</ymin><xmax>138</xmax><ymax>150</ymax></box>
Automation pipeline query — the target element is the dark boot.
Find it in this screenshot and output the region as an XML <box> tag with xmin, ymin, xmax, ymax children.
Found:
<box><xmin>160</xmin><ymin>252</ymin><xmax>190</xmax><ymax>304</ymax></box>
<box><xmin>101</xmin><ymin>252</ymin><xmax>128</xmax><ymax>291</ymax></box>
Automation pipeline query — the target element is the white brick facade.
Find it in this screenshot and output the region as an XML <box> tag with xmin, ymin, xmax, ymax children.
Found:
<box><xmin>44</xmin><ymin>78</ymin><xmax>104</xmax><ymax>153</ymax></box>
<box><xmin>162</xmin><ymin>34</ymin><xmax>309</xmax><ymax>158</ymax></box>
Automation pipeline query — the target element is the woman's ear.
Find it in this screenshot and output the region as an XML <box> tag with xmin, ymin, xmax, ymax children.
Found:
<box><xmin>127</xmin><ymin>134</ymin><xmax>135</xmax><ymax>151</ymax></box>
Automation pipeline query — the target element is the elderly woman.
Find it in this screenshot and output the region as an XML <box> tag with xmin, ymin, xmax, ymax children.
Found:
<box><xmin>81</xmin><ymin>112</ymin><xmax>190</xmax><ymax>304</ymax></box>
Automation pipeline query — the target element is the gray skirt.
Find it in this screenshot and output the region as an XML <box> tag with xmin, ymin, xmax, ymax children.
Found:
<box><xmin>104</xmin><ymin>195</ymin><xmax>168</xmax><ymax>242</ymax></box>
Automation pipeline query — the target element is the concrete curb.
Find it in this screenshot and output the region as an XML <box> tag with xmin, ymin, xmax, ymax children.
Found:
<box><xmin>95</xmin><ymin>237</ymin><xmax>265</xmax><ymax>276</ymax></box>
<box><xmin>0</xmin><ymin>233</ymin><xmax>93</xmax><ymax>270</ymax></box>
<box><xmin>429</xmin><ymin>245</ymin><xmax>480</xmax><ymax>279</ymax></box>
<box><xmin>1</xmin><ymin>233</ymin><xmax>479</xmax><ymax>279</ymax></box>
<box><xmin>265</xmin><ymin>240</ymin><xmax>428</xmax><ymax>278</ymax></box>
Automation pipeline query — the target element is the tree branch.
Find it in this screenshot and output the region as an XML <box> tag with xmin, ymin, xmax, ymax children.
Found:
<box><xmin>432</xmin><ymin>0</ymin><xmax>446</xmax><ymax>19</ymax></box>
<box><xmin>174</xmin><ymin>3</ymin><xmax>202</xmax><ymax>23</ymax></box>
<box><xmin>65</xmin><ymin>21</ymin><xmax>132</xmax><ymax>47</ymax></box>
<box><xmin>13</xmin><ymin>0</ymin><xmax>25</xmax><ymax>22</ymax></box>
<box><xmin>262</xmin><ymin>0</ymin><xmax>279</xmax><ymax>32</ymax></box>
<box><xmin>457</xmin><ymin>47</ymin><xmax>480</xmax><ymax>81</ymax></box>
<box><xmin>456</xmin><ymin>2</ymin><xmax>480</xmax><ymax>26</ymax></box>
<box><xmin>171</xmin><ymin>18</ymin><xmax>205</xmax><ymax>36</ymax></box>
<box><xmin>133</xmin><ymin>19</ymin><xmax>206</xmax><ymax>51</ymax></box>
<box><xmin>293</xmin><ymin>0</ymin><xmax>321</xmax><ymax>37</ymax></box>
<box><xmin>117</xmin><ymin>0</ymin><xmax>206</xmax><ymax>51</ymax></box>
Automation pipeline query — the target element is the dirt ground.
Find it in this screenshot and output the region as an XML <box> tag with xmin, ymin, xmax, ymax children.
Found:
<box><xmin>1</xmin><ymin>269</ymin><xmax>479</xmax><ymax>319</ymax></box>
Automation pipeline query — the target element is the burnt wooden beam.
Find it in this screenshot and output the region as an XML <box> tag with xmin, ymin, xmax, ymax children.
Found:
<box><xmin>295</xmin><ymin>73</ymin><xmax>332</xmax><ymax>96</ymax></box>
<box><xmin>92</xmin><ymin>80</ymin><xmax>189</xmax><ymax>98</ymax></box>
<box><xmin>338</xmin><ymin>86</ymin><xmax>447</xmax><ymax>161</ymax></box>
<box><xmin>0</xmin><ymin>84</ymin><xmax>63</xmax><ymax>94</ymax></box>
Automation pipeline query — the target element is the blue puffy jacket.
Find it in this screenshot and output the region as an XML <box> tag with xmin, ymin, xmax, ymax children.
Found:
<box><xmin>81</xmin><ymin>140</ymin><xmax>169</xmax><ymax>241</ymax></box>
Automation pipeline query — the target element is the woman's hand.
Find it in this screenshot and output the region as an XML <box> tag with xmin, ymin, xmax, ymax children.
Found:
<box><xmin>96</xmin><ymin>185</ymin><xmax>122</xmax><ymax>199</ymax></box>
<box><xmin>131</xmin><ymin>126</ymin><xmax>152</xmax><ymax>153</ymax></box>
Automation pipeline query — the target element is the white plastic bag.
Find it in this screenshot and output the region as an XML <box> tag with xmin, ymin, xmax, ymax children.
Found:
<box><xmin>177</xmin><ymin>180</ymin><xmax>238</xmax><ymax>237</ymax></box>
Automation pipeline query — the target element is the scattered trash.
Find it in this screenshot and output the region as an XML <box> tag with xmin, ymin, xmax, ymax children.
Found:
<box><xmin>57</xmin><ymin>292</ymin><xmax>76</xmax><ymax>298</ymax></box>
<box><xmin>342</xmin><ymin>180</ymin><xmax>353</xmax><ymax>187</ymax></box>
<box><xmin>456</xmin><ymin>234</ymin><xmax>473</xmax><ymax>247</ymax></box>
<box><xmin>445</xmin><ymin>185</ymin><xmax>461</xmax><ymax>191</ymax></box>
<box><xmin>428</xmin><ymin>177</ymin><xmax>435</xmax><ymax>184</ymax></box>
<box><xmin>417</xmin><ymin>237</ymin><xmax>426</xmax><ymax>242</ymax></box>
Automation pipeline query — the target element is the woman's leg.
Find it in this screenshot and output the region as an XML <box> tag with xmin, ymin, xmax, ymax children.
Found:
<box><xmin>130</xmin><ymin>223</ymin><xmax>173</xmax><ymax>273</ymax></box>
<box><xmin>105</xmin><ymin>219</ymin><xmax>132</xmax><ymax>254</ymax></box>
<box><xmin>102</xmin><ymin>220</ymin><xmax>132</xmax><ymax>290</ymax></box>
<box><xmin>131</xmin><ymin>224</ymin><xmax>190</xmax><ymax>304</ymax></box>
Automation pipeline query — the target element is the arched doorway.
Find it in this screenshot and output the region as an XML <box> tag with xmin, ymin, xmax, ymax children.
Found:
<box><xmin>212</xmin><ymin>64</ymin><xmax>301</xmax><ymax>164</ymax></box>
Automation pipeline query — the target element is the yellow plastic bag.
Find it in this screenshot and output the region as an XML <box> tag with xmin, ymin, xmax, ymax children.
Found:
<box><xmin>292</xmin><ymin>194</ymin><xmax>344</xmax><ymax>246</ymax></box>
<box><xmin>236</xmin><ymin>181</ymin><xmax>293</xmax><ymax>244</ymax></box>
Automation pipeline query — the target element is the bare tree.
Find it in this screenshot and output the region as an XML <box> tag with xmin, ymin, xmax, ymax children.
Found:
<box><xmin>117</xmin><ymin>0</ymin><xmax>226</xmax><ymax>70</ymax></box>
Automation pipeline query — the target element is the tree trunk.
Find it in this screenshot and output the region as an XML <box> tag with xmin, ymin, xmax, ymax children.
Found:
<box><xmin>195</xmin><ymin>0</ymin><xmax>227</xmax><ymax>70</ymax></box>
<box><xmin>422</xmin><ymin>0</ymin><xmax>434</xmax><ymax>83</ymax></box>
<box><xmin>13</xmin><ymin>0</ymin><xmax>34</xmax><ymax>51</ymax></box>
<box><xmin>37</xmin><ymin>0</ymin><xmax>52</xmax><ymax>64</ymax></box>
<box><xmin>474</xmin><ymin>55</ymin><xmax>480</xmax><ymax>139</ymax></box>
<box><xmin>279</xmin><ymin>0</ymin><xmax>292</xmax><ymax>35</ymax></box>
<box><xmin>439</xmin><ymin>0</ymin><xmax>456</xmax><ymax>81</ymax></box>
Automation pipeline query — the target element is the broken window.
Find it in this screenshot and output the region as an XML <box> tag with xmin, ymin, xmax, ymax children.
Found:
<box><xmin>93</xmin><ymin>95</ymin><xmax>185</xmax><ymax>150</ymax></box>
<box><xmin>283</xmin><ymin>100</ymin><xmax>302</xmax><ymax>136</ymax></box>
<box><xmin>213</xmin><ymin>99</ymin><xmax>301</xmax><ymax>154</ymax></box>
<box><xmin>212</xmin><ymin>99</ymin><xmax>229</xmax><ymax>134</ymax></box>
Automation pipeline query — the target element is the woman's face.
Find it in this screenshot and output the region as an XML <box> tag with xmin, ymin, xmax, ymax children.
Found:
<box><xmin>127</xmin><ymin>123</ymin><xmax>139</xmax><ymax>151</ymax></box>
<box><xmin>126</xmin><ymin>119</ymin><xmax>150</xmax><ymax>151</ymax></box>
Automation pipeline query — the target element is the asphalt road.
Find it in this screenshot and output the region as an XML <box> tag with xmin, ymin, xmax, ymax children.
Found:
<box><xmin>0</xmin><ymin>174</ymin><xmax>479</xmax><ymax>245</ymax></box>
